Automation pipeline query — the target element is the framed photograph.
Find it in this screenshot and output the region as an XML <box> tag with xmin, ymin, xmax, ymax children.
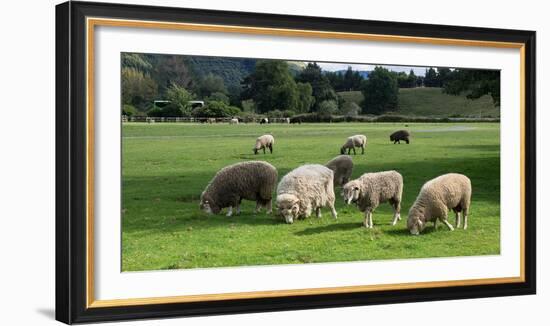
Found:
<box><xmin>56</xmin><ymin>1</ymin><xmax>536</xmax><ymax>324</ymax></box>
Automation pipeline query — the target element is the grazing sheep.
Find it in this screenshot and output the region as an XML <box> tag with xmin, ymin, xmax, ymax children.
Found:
<box><xmin>284</xmin><ymin>117</ymin><xmax>290</xmax><ymax>124</ymax></box>
<box><xmin>325</xmin><ymin>155</ymin><xmax>354</xmax><ymax>187</ymax></box>
<box><xmin>340</xmin><ymin>135</ymin><xmax>367</xmax><ymax>155</ymax></box>
<box><xmin>390</xmin><ymin>130</ymin><xmax>411</xmax><ymax>144</ymax></box>
<box><xmin>276</xmin><ymin>164</ymin><xmax>337</xmax><ymax>224</ymax></box>
<box><xmin>229</xmin><ymin>118</ymin><xmax>239</xmax><ymax>124</ymax></box>
<box><xmin>342</xmin><ymin>171</ymin><xmax>403</xmax><ymax>228</ymax></box>
<box><xmin>207</xmin><ymin>117</ymin><xmax>216</xmax><ymax>124</ymax></box>
<box><xmin>253</xmin><ymin>134</ymin><xmax>275</xmax><ymax>155</ymax></box>
<box><xmin>407</xmin><ymin>173</ymin><xmax>472</xmax><ymax>235</ymax></box>
<box><xmin>200</xmin><ymin>161</ymin><xmax>278</xmax><ymax>217</ymax></box>
<box><xmin>260</xmin><ymin>117</ymin><xmax>269</xmax><ymax>124</ymax></box>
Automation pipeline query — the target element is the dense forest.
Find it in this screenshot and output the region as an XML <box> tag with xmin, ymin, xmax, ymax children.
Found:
<box><xmin>121</xmin><ymin>52</ymin><xmax>500</xmax><ymax>119</ymax></box>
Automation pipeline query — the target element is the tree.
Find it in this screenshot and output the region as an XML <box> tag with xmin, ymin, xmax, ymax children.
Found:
<box><xmin>317</xmin><ymin>100</ymin><xmax>338</xmax><ymax>118</ymax></box>
<box><xmin>152</xmin><ymin>54</ymin><xmax>193</xmax><ymax>92</ymax></box>
<box><xmin>206</xmin><ymin>92</ymin><xmax>230</xmax><ymax>104</ymax></box>
<box><xmin>342</xmin><ymin>66</ymin><xmax>364</xmax><ymax>91</ymax></box>
<box><xmin>443</xmin><ymin>69</ymin><xmax>500</xmax><ymax>106</ymax></box>
<box><xmin>242</xmin><ymin>60</ymin><xmax>299</xmax><ymax>113</ymax></box>
<box><xmin>296</xmin><ymin>63</ymin><xmax>337</xmax><ymax>110</ymax></box>
<box><xmin>195</xmin><ymin>73</ymin><xmax>227</xmax><ymax>97</ymax></box>
<box><xmin>339</xmin><ymin>101</ymin><xmax>360</xmax><ymax>117</ymax></box>
<box><xmin>164</xmin><ymin>83</ymin><xmax>195</xmax><ymax>116</ymax></box>
<box><xmin>296</xmin><ymin>82</ymin><xmax>314</xmax><ymax>113</ymax></box>
<box><xmin>121</xmin><ymin>67</ymin><xmax>158</xmax><ymax>111</ymax></box>
<box><xmin>424</xmin><ymin>67</ymin><xmax>439</xmax><ymax>87</ymax></box>
<box><xmin>360</xmin><ymin>66</ymin><xmax>399</xmax><ymax>114</ymax></box>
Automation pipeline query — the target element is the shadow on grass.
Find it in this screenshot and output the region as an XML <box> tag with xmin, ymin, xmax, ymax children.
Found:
<box><xmin>294</xmin><ymin>222</ymin><xmax>362</xmax><ymax>236</ymax></box>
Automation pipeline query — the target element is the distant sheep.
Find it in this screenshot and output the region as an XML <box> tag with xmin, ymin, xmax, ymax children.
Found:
<box><xmin>390</xmin><ymin>130</ymin><xmax>411</xmax><ymax>144</ymax></box>
<box><xmin>229</xmin><ymin>118</ymin><xmax>239</xmax><ymax>124</ymax></box>
<box><xmin>407</xmin><ymin>173</ymin><xmax>472</xmax><ymax>235</ymax></box>
<box><xmin>260</xmin><ymin>118</ymin><xmax>269</xmax><ymax>124</ymax></box>
<box><xmin>284</xmin><ymin>117</ymin><xmax>290</xmax><ymax>124</ymax></box>
<box><xmin>200</xmin><ymin>161</ymin><xmax>278</xmax><ymax>216</ymax></box>
<box><xmin>340</xmin><ymin>134</ymin><xmax>367</xmax><ymax>155</ymax></box>
<box><xmin>276</xmin><ymin>164</ymin><xmax>337</xmax><ymax>224</ymax></box>
<box><xmin>342</xmin><ymin>171</ymin><xmax>403</xmax><ymax>228</ymax></box>
<box><xmin>253</xmin><ymin>134</ymin><xmax>275</xmax><ymax>155</ymax></box>
<box><xmin>325</xmin><ymin>155</ymin><xmax>354</xmax><ymax>187</ymax></box>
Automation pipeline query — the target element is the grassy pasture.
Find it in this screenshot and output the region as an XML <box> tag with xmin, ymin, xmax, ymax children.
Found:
<box><xmin>338</xmin><ymin>87</ymin><xmax>499</xmax><ymax>118</ymax></box>
<box><xmin>122</xmin><ymin>122</ymin><xmax>500</xmax><ymax>271</ymax></box>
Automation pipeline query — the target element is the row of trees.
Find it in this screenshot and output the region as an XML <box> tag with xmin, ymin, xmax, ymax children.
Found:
<box><xmin>121</xmin><ymin>53</ymin><xmax>500</xmax><ymax>118</ymax></box>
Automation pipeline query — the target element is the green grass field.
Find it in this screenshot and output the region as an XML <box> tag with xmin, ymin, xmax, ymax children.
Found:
<box><xmin>338</xmin><ymin>87</ymin><xmax>499</xmax><ymax>118</ymax></box>
<box><xmin>122</xmin><ymin>122</ymin><xmax>500</xmax><ymax>271</ymax></box>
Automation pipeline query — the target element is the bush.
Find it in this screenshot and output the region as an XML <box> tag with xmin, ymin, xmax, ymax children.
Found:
<box><xmin>192</xmin><ymin>100</ymin><xmax>241</xmax><ymax>118</ymax></box>
<box><xmin>317</xmin><ymin>100</ymin><xmax>338</xmax><ymax>118</ymax></box>
<box><xmin>122</xmin><ymin>104</ymin><xmax>138</xmax><ymax>117</ymax></box>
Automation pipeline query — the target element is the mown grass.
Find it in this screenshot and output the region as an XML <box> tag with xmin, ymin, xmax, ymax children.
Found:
<box><xmin>122</xmin><ymin>122</ymin><xmax>500</xmax><ymax>271</ymax></box>
<box><xmin>338</xmin><ymin>87</ymin><xmax>499</xmax><ymax>118</ymax></box>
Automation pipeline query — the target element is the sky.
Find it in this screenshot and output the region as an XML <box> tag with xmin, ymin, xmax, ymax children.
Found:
<box><xmin>315</xmin><ymin>62</ymin><xmax>428</xmax><ymax>76</ymax></box>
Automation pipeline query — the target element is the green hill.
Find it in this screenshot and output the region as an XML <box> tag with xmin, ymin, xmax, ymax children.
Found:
<box><xmin>339</xmin><ymin>87</ymin><xmax>500</xmax><ymax>118</ymax></box>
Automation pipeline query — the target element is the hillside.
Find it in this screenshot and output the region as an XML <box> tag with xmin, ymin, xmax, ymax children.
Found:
<box><xmin>339</xmin><ymin>87</ymin><xmax>500</xmax><ymax>118</ymax></box>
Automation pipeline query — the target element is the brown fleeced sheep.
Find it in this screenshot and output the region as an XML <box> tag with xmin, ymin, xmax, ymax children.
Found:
<box><xmin>253</xmin><ymin>134</ymin><xmax>275</xmax><ymax>155</ymax></box>
<box><xmin>276</xmin><ymin>164</ymin><xmax>337</xmax><ymax>224</ymax></box>
<box><xmin>325</xmin><ymin>155</ymin><xmax>354</xmax><ymax>187</ymax></box>
<box><xmin>342</xmin><ymin>171</ymin><xmax>403</xmax><ymax>228</ymax></box>
<box><xmin>200</xmin><ymin>161</ymin><xmax>278</xmax><ymax>216</ymax></box>
<box><xmin>340</xmin><ymin>134</ymin><xmax>367</xmax><ymax>155</ymax></box>
<box><xmin>390</xmin><ymin>130</ymin><xmax>411</xmax><ymax>144</ymax></box>
<box><xmin>407</xmin><ymin>173</ymin><xmax>472</xmax><ymax>235</ymax></box>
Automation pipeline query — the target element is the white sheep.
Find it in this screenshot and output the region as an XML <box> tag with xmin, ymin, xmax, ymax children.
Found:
<box><xmin>342</xmin><ymin>171</ymin><xmax>403</xmax><ymax>228</ymax></box>
<box><xmin>253</xmin><ymin>134</ymin><xmax>275</xmax><ymax>155</ymax></box>
<box><xmin>229</xmin><ymin>118</ymin><xmax>239</xmax><ymax>124</ymax></box>
<box><xmin>276</xmin><ymin>164</ymin><xmax>337</xmax><ymax>224</ymax></box>
<box><xmin>340</xmin><ymin>134</ymin><xmax>367</xmax><ymax>155</ymax></box>
<box><xmin>200</xmin><ymin>161</ymin><xmax>278</xmax><ymax>216</ymax></box>
<box><xmin>325</xmin><ymin>155</ymin><xmax>354</xmax><ymax>187</ymax></box>
<box><xmin>407</xmin><ymin>173</ymin><xmax>472</xmax><ymax>235</ymax></box>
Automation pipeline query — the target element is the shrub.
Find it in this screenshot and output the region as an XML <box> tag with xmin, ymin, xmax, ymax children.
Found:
<box><xmin>192</xmin><ymin>100</ymin><xmax>241</xmax><ymax>117</ymax></box>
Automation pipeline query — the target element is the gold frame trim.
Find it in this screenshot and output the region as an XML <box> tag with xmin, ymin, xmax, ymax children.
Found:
<box><xmin>86</xmin><ymin>17</ymin><xmax>526</xmax><ymax>308</ymax></box>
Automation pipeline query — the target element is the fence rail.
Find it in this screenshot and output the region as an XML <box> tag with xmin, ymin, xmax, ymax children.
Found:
<box><xmin>121</xmin><ymin>116</ymin><xmax>291</xmax><ymax>123</ymax></box>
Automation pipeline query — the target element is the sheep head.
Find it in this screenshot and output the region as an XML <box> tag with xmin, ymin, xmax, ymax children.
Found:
<box><xmin>276</xmin><ymin>193</ymin><xmax>300</xmax><ymax>224</ymax></box>
<box><xmin>407</xmin><ymin>207</ymin><xmax>425</xmax><ymax>235</ymax></box>
<box><xmin>199</xmin><ymin>192</ymin><xmax>220</xmax><ymax>214</ymax></box>
<box><xmin>342</xmin><ymin>181</ymin><xmax>361</xmax><ymax>205</ymax></box>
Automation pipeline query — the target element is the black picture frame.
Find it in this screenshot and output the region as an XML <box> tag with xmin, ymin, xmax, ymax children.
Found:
<box><xmin>56</xmin><ymin>1</ymin><xmax>536</xmax><ymax>324</ymax></box>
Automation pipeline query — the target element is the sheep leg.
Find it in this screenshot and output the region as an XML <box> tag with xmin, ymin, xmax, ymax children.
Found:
<box><xmin>269</xmin><ymin>144</ymin><xmax>273</xmax><ymax>154</ymax></box>
<box><xmin>363</xmin><ymin>211</ymin><xmax>370</xmax><ymax>228</ymax></box>
<box><xmin>255</xmin><ymin>201</ymin><xmax>262</xmax><ymax>214</ymax></box>
<box><xmin>361</xmin><ymin>146</ymin><xmax>365</xmax><ymax>154</ymax></box>
<box><xmin>226</xmin><ymin>206</ymin><xmax>233</xmax><ymax>217</ymax></box>
<box><xmin>441</xmin><ymin>218</ymin><xmax>455</xmax><ymax>231</ymax></box>
<box><xmin>329</xmin><ymin>202</ymin><xmax>338</xmax><ymax>219</ymax></box>
<box><xmin>316</xmin><ymin>207</ymin><xmax>322</xmax><ymax>218</ymax></box>
<box><xmin>463</xmin><ymin>213</ymin><xmax>468</xmax><ymax>230</ymax></box>
<box><xmin>455</xmin><ymin>211</ymin><xmax>461</xmax><ymax>228</ymax></box>
<box><xmin>368</xmin><ymin>212</ymin><xmax>374</xmax><ymax>228</ymax></box>
<box><xmin>266</xmin><ymin>199</ymin><xmax>272</xmax><ymax>215</ymax></box>
<box><xmin>263</xmin><ymin>147</ymin><xmax>266</xmax><ymax>154</ymax></box>
<box><xmin>391</xmin><ymin>199</ymin><xmax>401</xmax><ymax>225</ymax></box>
<box><xmin>352</xmin><ymin>147</ymin><xmax>356</xmax><ymax>155</ymax></box>
<box><xmin>433</xmin><ymin>219</ymin><xmax>437</xmax><ymax>229</ymax></box>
